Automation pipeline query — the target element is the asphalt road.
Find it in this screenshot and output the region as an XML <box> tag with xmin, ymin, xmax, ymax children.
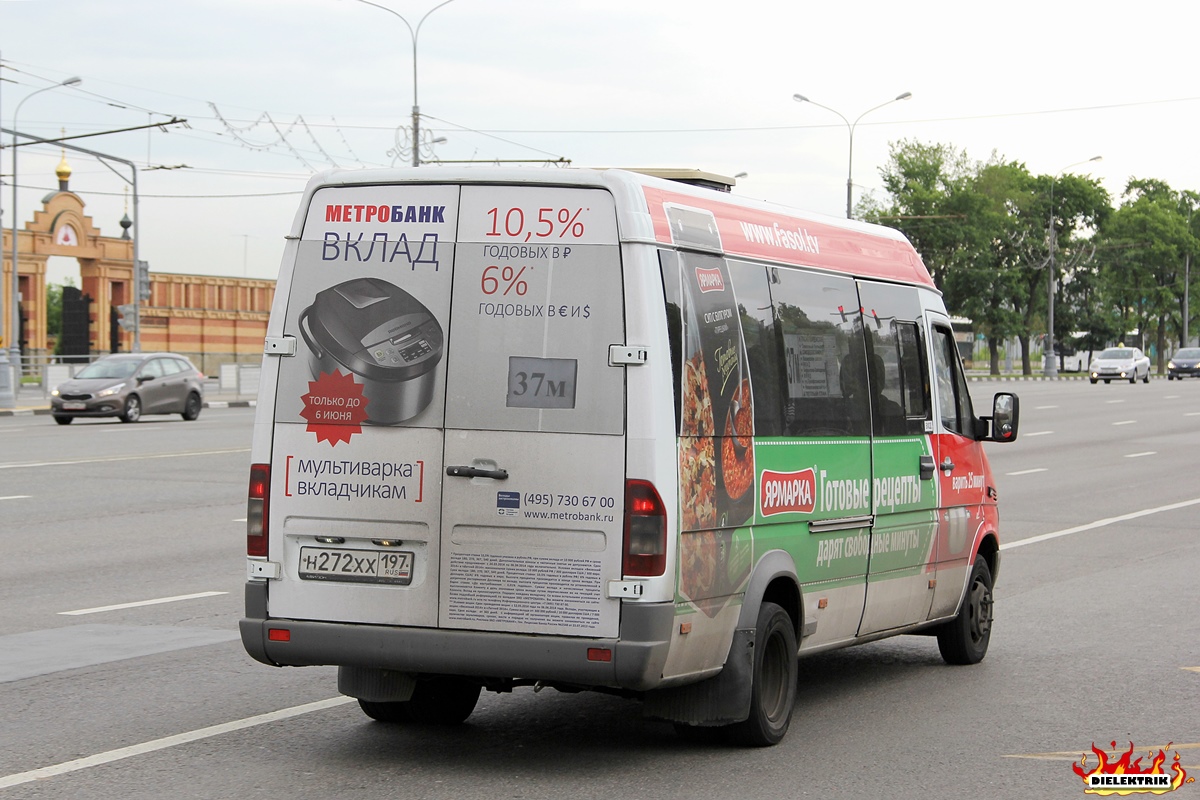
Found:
<box><xmin>0</xmin><ymin>381</ymin><xmax>1197</xmax><ymax>800</ymax></box>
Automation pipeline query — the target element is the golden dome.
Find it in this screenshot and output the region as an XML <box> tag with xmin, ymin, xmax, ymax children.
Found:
<box><xmin>56</xmin><ymin>153</ymin><xmax>72</xmax><ymax>181</ymax></box>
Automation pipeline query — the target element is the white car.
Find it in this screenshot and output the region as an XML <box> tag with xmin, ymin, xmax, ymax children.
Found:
<box><xmin>1089</xmin><ymin>347</ymin><xmax>1151</xmax><ymax>384</ymax></box>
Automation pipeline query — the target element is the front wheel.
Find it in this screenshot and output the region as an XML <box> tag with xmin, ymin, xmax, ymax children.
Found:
<box><xmin>119</xmin><ymin>395</ymin><xmax>142</xmax><ymax>423</ymax></box>
<box><xmin>936</xmin><ymin>555</ymin><xmax>994</xmax><ymax>665</ymax></box>
<box><xmin>53</xmin><ymin>415</ymin><xmax>73</xmax><ymax>425</ymax></box>
<box><xmin>1143</xmin><ymin>371</ymin><xmax>1150</xmax><ymax>384</ymax></box>
<box><xmin>728</xmin><ymin>602</ymin><xmax>797</xmax><ymax>747</ymax></box>
<box><xmin>1089</xmin><ymin>378</ymin><xmax>1098</xmax><ymax>384</ymax></box>
<box><xmin>357</xmin><ymin>677</ymin><xmax>480</xmax><ymax>725</ymax></box>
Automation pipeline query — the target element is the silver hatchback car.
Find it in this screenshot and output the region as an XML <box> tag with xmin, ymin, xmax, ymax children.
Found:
<box><xmin>50</xmin><ymin>352</ymin><xmax>205</xmax><ymax>425</ymax></box>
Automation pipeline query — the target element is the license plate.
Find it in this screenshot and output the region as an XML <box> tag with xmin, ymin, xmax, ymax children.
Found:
<box><xmin>62</xmin><ymin>402</ymin><xmax>87</xmax><ymax>410</ymax></box>
<box><xmin>298</xmin><ymin>547</ymin><xmax>413</xmax><ymax>585</ymax></box>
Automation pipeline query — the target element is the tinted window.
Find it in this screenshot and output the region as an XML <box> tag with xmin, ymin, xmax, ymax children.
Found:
<box><xmin>659</xmin><ymin>250</ymin><xmax>684</xmax><ymax>433</ymax></box>
<box><xmin>728</xmin><ymin>261</ymin><xmax>784</xmax><ymax>437</ymax></box>
<box><xmin>856</xmin><ymin>281</ymin><xmax>929</xmax><ymax>435</ymax></box>
<box><xmin>773</xmin><ymin>269</ymin><xmax>869</xmax><ymax>437</ymax></box>
<box><xmin>159</xmin><ymin>358</ymin><xmax>183</xmax><ymax>376</ymax></box>
<box><xmin>932</xmin><ymin>326</ymin><xmax>973</xmax><ymax>435</ymax></box>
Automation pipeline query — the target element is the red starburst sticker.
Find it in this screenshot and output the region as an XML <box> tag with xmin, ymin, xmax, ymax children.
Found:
<box><xmin>299</xmin><ymin>370</ymin><xmax>370</xmax><ymax>446</ymax></box>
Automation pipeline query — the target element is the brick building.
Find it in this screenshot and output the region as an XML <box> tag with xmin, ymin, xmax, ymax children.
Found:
<box><xmin>1</xmin><ymin>156</ymin><xmax>274</xmax><ymax>375</ymax></box>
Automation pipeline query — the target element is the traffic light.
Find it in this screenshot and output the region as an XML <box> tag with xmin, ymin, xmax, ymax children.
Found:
<box><xmin>136</xmin><ymin>260</ymin><xmax>151</xmax><ymax>302</ymax></box>
<box><xmin>116</xmin><ymin>303</ymin><xmax>137</xmax><ymax>331</ymax></box>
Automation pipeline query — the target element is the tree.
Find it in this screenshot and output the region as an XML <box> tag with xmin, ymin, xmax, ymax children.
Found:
<box><xmin>868</xmin><ymin>142</ymin><xmax>1047</xmax><ymax>374</ymax></box>
<box><xmin>1097</xmin><ymin>179</ymin><xmax>1195</xmax><ymax>370</ymax></box>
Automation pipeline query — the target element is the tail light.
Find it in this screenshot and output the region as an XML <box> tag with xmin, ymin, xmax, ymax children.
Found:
<box><xmin>248</xmin><ymin>463</ymin><xmax>270</xmax><ymax>557</ymax></box>
<box><xmin>623</xmin><ymin>479</ymin><xmax>667</xmax><ymax>576</ymax></box>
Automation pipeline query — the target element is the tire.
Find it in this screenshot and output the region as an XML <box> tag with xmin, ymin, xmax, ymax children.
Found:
<box><xmin>1129</xmin><ymin>373</ymin><xmax>1136</xmax><ymax>384</ymax></box>
<box><xmin>119</xmin><ymin>395</ymin><xmax>142</xmax><ymax>423</ymax></box>
<box><xmin>1104</xmin><ymin>379</ymin><xmax>1110</xmax><ymax>384</ymax></box>
<box><xmin>357</xmin><ymin>677</ymin><xmax>480</xmax><ymax>725</ymax></box>
<box><xmin>936</xmin><ymin>555</ymin><xmax>994</xmax><ymax>665</ymax></box>
<box><xmin>728</xmin><ymin>602</ymin><xmax>798</xmax><ymax>747</ymax></box>
<box><xmin>181</xmin><ymin>392</ymin><xmax>202</xmax><ymax>421</ymax></box>
<box><xmin>1143</xmin><ymin>371</ymin><xmax>1150</xmax><ymax>384</ymax></box>
<box><xmin>53</xmin><ymin>415</ymin><xmax>73</xmax><ymax>425</ymax></box>
<box><xmin>1089</xmin><ymin>378</ymin><xmax>1097</xmax><ymax>384</ymax></box>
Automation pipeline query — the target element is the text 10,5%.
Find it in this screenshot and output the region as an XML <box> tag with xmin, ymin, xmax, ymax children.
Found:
<box><xmin>486</xmin><ymin>207</ymin><xmax>587</xmax><ymax>241</ymax></box>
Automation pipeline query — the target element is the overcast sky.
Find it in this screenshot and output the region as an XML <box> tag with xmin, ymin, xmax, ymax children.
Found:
<box><xmin>3</xmin><ymin>0</ymin><xmax>1197</xmax><ymax>286</ymax></box>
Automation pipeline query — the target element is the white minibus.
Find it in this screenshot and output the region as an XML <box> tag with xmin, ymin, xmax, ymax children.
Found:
<box><xmin>241</xmin><ymin>167</ymin><xmax>1019</xmax><ymax>746</ymax></box>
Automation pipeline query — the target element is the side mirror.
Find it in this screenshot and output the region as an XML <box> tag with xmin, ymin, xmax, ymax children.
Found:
<box><xmin>989</xmin><ymin>392</ymin><xmax>1019</xmax><ymax>443</ymax></box>
<box><xmin>137</xmin><ymin>374</ymin><xmax>152</xmax><ymax>385</ymax></box>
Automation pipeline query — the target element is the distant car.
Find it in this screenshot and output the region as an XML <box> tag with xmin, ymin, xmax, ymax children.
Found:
<box><xmin>1088</xmin><ymin>347</ymin><xmax>1151</xmax><ymax>384</ymax></box>
<box><xmin>50</xmin><ymin>352</ymin><xmax>205</xmax><ymax>424</ymax></box>
<box><xmin>1167</xmin><ymin>348</ymin><xmax>1200</xmax><ymax>380</ymax></box>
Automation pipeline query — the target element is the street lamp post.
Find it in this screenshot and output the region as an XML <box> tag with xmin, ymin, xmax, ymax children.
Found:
<box><xmin>792</xmin><ymin>91</ymin><xmax>912</xmax><ymax>219</ymax></box>
<box><xmin>0</xmin><ymin>75</ymin><xmax>81</xmax><ymax>409</ymax></box>
<box><xmin>1045</xmin><ymin>155</ymin><xmax>1102</xmax><ymax>378</ymax></box>
<box><xmin>353</xmin><ymin>0</ymin><xmax>456</xmax><ymax>167</ymax></box>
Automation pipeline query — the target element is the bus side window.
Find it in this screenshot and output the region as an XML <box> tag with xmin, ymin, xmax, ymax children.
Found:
<box><xmin>896</xmin><ymin>321</ymin><xmax>931</xmax><ymax>434</ymax></box>
<box><xmin>772</xmin><ymin>269</ymin><xmax>868</xmax><ymax>438</ymax></box>
<box><xmin>932</xmin><ymin>325</ymin><xmax>974</xmax><ymax>435</ymax></box>
<box><xmin>658</xmin><ymin>250</ymin><xmax>684</xmax><ymax>434</ymax></box>
<box><xmin>727</xmin><ymin>260</ymin><xmax>783</xmax><ymax>437</ymax></box>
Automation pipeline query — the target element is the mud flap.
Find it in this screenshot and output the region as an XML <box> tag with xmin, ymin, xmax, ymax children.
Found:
<box><xmin>338</xmin><ymin>666</ymin><xmax>417</xmax><ymax>702</ymax></box>
<box><xmin>641</xmin><ymin>627</ymin><xmax>755</xmax><ymax>726</ymax></box>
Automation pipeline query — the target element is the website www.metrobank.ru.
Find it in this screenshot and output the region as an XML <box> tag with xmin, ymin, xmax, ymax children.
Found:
<box><xmin>523</xmin><ymin>510</ymin><xmax>617</xmax><ymax>523</ymax></box>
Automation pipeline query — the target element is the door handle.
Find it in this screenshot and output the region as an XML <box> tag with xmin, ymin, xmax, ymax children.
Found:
<box><xmin>919</xmin><ymin>455</ymin><xmax>936</xmax><ymax>481</ymax></box>
<box><xmin>446</xmin><ymin>465</ymin><xmax>509</xmax><ymax>480</ymax></box>
<box><xmin>939</xmin><ymin>457</ymin><xmax>956</xmax><ymax>473</ymax></box>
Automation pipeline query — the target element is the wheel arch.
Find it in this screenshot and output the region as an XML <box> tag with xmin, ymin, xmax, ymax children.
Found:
<box><xmin>736</xmin><ymin>549</ymin><xmax>802</xmax><ymax>640</ymax></box>
<box><xmin>976</xmin><ymin>531</ymin><xmax>1000</xmax><ymax>585</ymax></box>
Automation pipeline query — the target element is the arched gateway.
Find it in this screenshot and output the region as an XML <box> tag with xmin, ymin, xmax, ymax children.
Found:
<box><xmin>2</xmin><ymin>158</ymin><xmax>275</xmax><ymax>374</ymax></box>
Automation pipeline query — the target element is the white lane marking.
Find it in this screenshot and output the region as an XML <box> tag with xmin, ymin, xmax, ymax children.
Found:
<box><xmin>233</xmin><ymin>518</ymin><xmax>247</xmax><ymax>523</ymax></box>
<box><xmin>1124</xmin><ymin>451</ymin><xmax>1157</xmax><ymax>459</ymax></box>
<box><xmin>59</xmin><ymin>591</ymin><xmax>228</xmax><ymax>616</ymax></box>
<box><xmin>0</xmin><ymin>697</ymin><xmax>355</xmax><ymax>790</ymax></box>
<box><xmin>1035</xmin><ymin>405</ymin><xmax>1059</xmax><ymax>410</ymax></box>
<box><xmin>1007</xmin><ymin>468</ymin><xmax>1048</xmax><ymax>476</ymax></box>
<box><xmin>1002</xmin><ymin>497</ymin><xmax>1200</xmax><ymax>550</ymax></box>
<box><xmin>1112</xmin><ymin>420</ymin><xmax>1137</xmax><ymax>426</ymax></box>
<box><xmin>1187</xmin><ymin>412</ymin><xmax>1200</xmax><ymax>417</ymax></box>
<box><xmin>1106</xmin><ymin>399</ymin><xmax>1125</xmax><ymax>404</ymax></box>
<box><xmin>0</xmin><ymin>448</ymin><xmax>249</xmax><ymax>470</ymax></box>
<box><xmin>0</xmin><ymin>495</ymin><xmax>31</xmax><ymax>501</ymax></box>
<box><xmin>1023</xmin><ymin>431</ymin><xmax>1053</xmax><ymax>437</ymax></box>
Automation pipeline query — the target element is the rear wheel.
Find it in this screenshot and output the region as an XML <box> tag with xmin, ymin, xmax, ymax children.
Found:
<box><xmin>936</xmin><ymin>555</ymin><xmax>994</xmax><ymax>665</ymax></box>
<box><xmin>1104</xmin><ymin>379</ymin><xmax>1111</xmax><ymax>384</ymax></box>
<box><xmin>357</xmin><ymin>677</ymin><xmax>481</xmax><ymax>724</ymax></box>
<box><xmin>728</xmin><ymin>602</ymin><xmax>797</xmax><ymax>747</ymax></box>
<box><xmin>181</xmin><ymin>392</ymin><xmax>202</xmax><ymax>421</ymax></box>
<box><xmin>119</xmin><ymin>395</ymin><xmax>142</xmax><ymax>423</ymax></box>
<box><xmin>53</xmin><ymin>415</ymin><xmax>73</xmax><ymax>425</ymax></box>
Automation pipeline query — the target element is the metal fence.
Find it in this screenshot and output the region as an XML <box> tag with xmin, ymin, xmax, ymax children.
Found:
<box><xmin>13</xmin><ymin>354</ymin><xmax>261</xmax><ymax>402</ymax></box>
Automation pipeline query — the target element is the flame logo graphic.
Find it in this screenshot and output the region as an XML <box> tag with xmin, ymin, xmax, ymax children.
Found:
<box><xmin>1072</xmin><ymin>741</ymin><xmax>1193</xmax><ymax>795</ymax></box>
